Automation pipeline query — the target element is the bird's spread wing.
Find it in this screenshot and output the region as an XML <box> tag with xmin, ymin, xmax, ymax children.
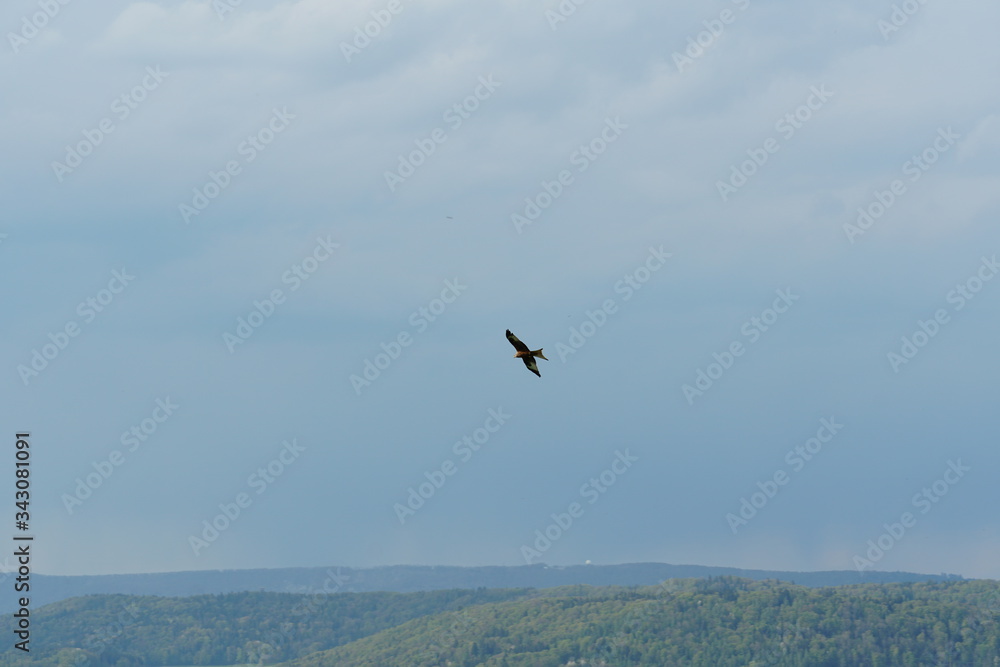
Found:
<box><xmin>521</xmin><ymin>355</ymin><xmax>540</xmax><ymax>377</ymax></box>
<box><xmin>506</xmin><ymin>329</ymin><xmax>529</xmax><ymax>353</ymax></box>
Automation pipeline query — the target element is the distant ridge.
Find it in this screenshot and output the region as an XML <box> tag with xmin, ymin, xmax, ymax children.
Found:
<box><xmin>9</xmin><ymin>562</ymin><xmax>963</xmax><ymax>612</ymax></box>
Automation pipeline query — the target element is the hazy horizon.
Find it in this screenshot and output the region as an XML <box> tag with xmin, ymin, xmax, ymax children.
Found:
<box><xmin>26</xmin><ymin>559</ymin><xmax>971</xmax><ymax>580</ymax></box>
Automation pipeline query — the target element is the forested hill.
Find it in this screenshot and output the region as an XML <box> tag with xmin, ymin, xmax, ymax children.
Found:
<box><xmin>14</xmin><ymin>561</ymin><xmax>962</xmax><ymax>611</ymax></box>
<box><xmin>1</xmin><ymin>578</ymin><xmax>998</xmax><ymax>667</ymax></box>
<box><xmin>288</xmin><ymin>578</ymin><xmax>1000</xmax><ymax>667</ymax></box>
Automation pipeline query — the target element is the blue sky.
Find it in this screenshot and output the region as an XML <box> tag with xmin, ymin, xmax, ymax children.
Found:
<box><xmin>2</xmin><ymin>0</ymin><xmax>999</xmax><ymax>579</ymax></box>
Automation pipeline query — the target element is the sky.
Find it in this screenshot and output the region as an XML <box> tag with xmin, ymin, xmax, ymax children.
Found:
<box><xmin>2</xmin><ymin>0</ymin><xmax>999</xmax><ymax>580</ymax></box>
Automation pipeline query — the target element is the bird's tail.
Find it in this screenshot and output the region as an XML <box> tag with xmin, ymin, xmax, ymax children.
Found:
<box><xmin>532</xmin><ymin>349</ymin><xmax>548</xmax><ymax>361</ymax></box>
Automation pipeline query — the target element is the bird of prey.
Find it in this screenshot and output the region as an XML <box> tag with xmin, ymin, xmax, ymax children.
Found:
<box><xmin>506</xmin><ymin>329</ymin><xmax>547</xmax><ymax>377</ymax></box>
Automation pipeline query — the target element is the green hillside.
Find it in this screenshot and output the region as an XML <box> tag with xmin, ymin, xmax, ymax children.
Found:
<box><xmin>2</xmin><ymin>578</ymin><xmax>999</xmax><ymax>667</ymax></box>
<box><xmin>286</xmin><ymin>578</ymin><xmax>1000</xmax><ymax>666</ymax></box>
<box><xmin>0</xmin><ymin>587</ymin><xmax>535</xmax><ymax>667</ymax></box>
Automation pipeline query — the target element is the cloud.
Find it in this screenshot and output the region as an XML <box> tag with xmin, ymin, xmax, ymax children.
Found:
<box><xmin>957</xmin><ymin>114</ymin><xmax>1000</xmax><ymax>165</ymax></box>
<box><xmin>96</xmin><ymin>0</ymin><xmax>343</xmax><ymax>59</ymax></box>
<box><xmin>5</xmin><ymin>0</ymin><xmax>1000</xmax><ymax>579</ymax></box>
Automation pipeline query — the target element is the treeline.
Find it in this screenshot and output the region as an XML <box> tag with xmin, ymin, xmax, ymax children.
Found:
<box><xmin>1</xmin><ymin>578</ymin><xmax>999</xmax><ymax>666</ymax></box>
<box><xmin>0</xmin><ymin>587</ymin><xmax>532</xmax><ymax>667</ymax></box>
<box><xmin>288</xmin><ymin>577</ymin><xmax>1000</xmax><ymax>666</ymax></box>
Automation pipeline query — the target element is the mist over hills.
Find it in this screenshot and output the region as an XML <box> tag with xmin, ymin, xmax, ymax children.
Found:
<box><xmin>8</xmin><ymin>562</ymin><xmax>963</xmax><ymax>612</ymax></box>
